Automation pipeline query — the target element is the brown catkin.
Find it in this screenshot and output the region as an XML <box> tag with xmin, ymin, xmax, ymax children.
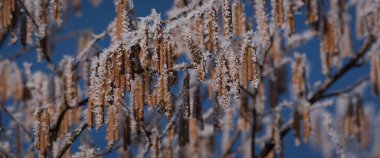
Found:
<box><xmin>193</xmin><ymin>83</ymin><xmax>203</xmax><ymax>129</ymax></box>
<box><xmin>21</xmin><ymin>16</ymin><xmax>27</xmax><ymax>48</ymax></box>
<box><xmin>286</xmin><ymin>0</ymin><xmax>296</xmax><ymax>36</ymax></box>
<box><xmin>233</xmin><ymin>0</ymin><xmax>245</xmax><ymax>37</ymax></box>
<box><xmin>27</xmin><ymin>16</ymin><xmax>34</xmax><ymax>44</ymax></box>
<box><xmin>303</xmin><ymin>105</ymin><xmax>311</xmax><ymax>143</ymax></box>
<box><xmin>222</xmin><ymin>0</ymin><xmax>233</xmax><ymax>38</ymax></box>
<box><xmin>58</xmin><ymin>111</ymin><xmax>70</xmax><ymax>138</ymax></box>
<box><xmin>9</xmin><ymin>2</ymin><xmax>18</xmax><ymax>45</ymax></box>
<box><xmin>154</xmin><ymin>24</ymin><xmax>163</xmax><ymax>72</ymax></box>
<box><xmin>36</xmin><ymin>109</ymin><xmax>50</xmax><ymax>156</ymax></box>
<box><xmin>1</xmin><ymin>62</ymin><xmax>9</xmax><ymax>100</ymax></box>
<box><xmin>179</xmin><ymin>72</ymin><xmax>190</xmax><ymax>146</ymax></box>
<box><xmin>52</xmin><ymin>0</ymin><xmax>62</xmax><ymax>26</ymax></box>
<box><xmin>292</xmin><ymin>54</ymin><xmax>306</xmax><ymax>98</ymax></box>
<box><xmin>35</xmin><ymin>110</ymin><xmax>41</xmax><ymax>152</ymax></box>
<box><xmin>273</xmin><ymin>112</ymin><xmax>281</xmax><ymax>152</ymax></box>
<box><xmin>123</xmin><ymin>114</ymin><xmax>131</xmax><ymax>150</ymax></box>
<box><xmin>166</xmin><ymin>125</ymin><xmax>175</xmax><ymax>158</ymax></box>
<box><xmin>133</xmin><ymin>75</ymin><xmax>144</xmax><ymax>135</ymax></box>
<box><xmin>87</xmin><ymin>99</ymin><xmax>95</xmax><ymax>128</ymax></box>
<box><xmin>306</xmin><ymin>0</ymin><xmax>319</xmax><ymax>25</ymax></box>
<box><xmin>346</xmin><ymin>103</ymin><xmax>355</xmax><ymax>136</ymax></box>
<box><xmin>194</xmin><ymin>15</ymin><xmax>204</xmax><ymax>46</ymax></box>
<box><xmin>163</xmin><ymin>73</ymin><xmax>172</xmax><ymax>117</ymax></box>
<box><xmin>206</xmin><ymin>12</ymin><xmax>213</xmax><ymax>53</ymax></box>
<box><xmin>72</xmin><ymin>107</ymin><xmax>81</xmax><ymax>125</ymax></box>
<box><xmin>189</xmin><ymin>118</ymin><xmax>199</xmax><ymax>156</ymax></box>
<box><xmin>1</xmin><ymin>0</ymin><xmax>13</xmax><ymax>29</ymax></box>
<box><xmin>242</xmin><ymin>39</ymin><xmax>253</xmax><ymax>88</ymax></box>
<box><xmin>273</xmin><ymin>0</ymin><xmax>284</xmax><ymax>28</ymax></box>
<box><xmin>152</xmin><ymin>133</ymin><xmax>160</xmax><ymax>158</ymax></box>
<box><xmin>124</xmin><ymin>49</ymin><xmax>132</xmax><ymax>92</ymax></box>
<box><xmin>293</xmin><ymin>108</ymin><xmax>302</xmax><ymax>146</ymax></box>
<box><xmin>107</xmin><ymin>106</ymin><xmax>116</xmax><ymax>148</ymax></box>
<box><xmin>371</xmin><ymin>52</ymin><xmax>380</xmax><ymax>95</ymax></box>
<box><xmin>211</xmin><ymin>3</ymin><xmax>219</xmax><ymax>53</ymax></box>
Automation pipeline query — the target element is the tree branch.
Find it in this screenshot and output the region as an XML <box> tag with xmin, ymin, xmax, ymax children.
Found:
<box><xmin>308</xmin><ymin>35</ymin><xmax>376</xmax><ymax>104</ymax></box>
<box><xmin>0</xmin><ymin>103</ymin><xmax>34</xmax><ymax>142</ymax></box>
<box><xmin>51</xmin><ymin>98</ymin><xmax>89</xmax><ymax>140</ymax></box>
<box><xmin>257</xmin><ymin>35</ymin><xmax>376</xmax><ymax>158</ymax></box>
<box><xmin>56</xmin><ymin>122</ymin><xmax>88</xmax><ymax>158</ymax></box>
<box><xmin>319</xmin><ymin>76</ymin><xmax>369</xmax><ymax>99</ymax></box>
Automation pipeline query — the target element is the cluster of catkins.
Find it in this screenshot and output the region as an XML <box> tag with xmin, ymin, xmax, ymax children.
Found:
<box><xmin>2</xmin><ymin>0</ymin><xmax>380</xmax><ymax>157</ymax></box>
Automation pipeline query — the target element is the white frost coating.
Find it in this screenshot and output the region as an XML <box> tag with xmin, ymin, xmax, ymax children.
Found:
<box><xmin>254</xmin><ymin>0</ymin><xmax>270</xmax><ymax>48</ymax></box>
<box><xmin>221</xmin><ymin>40</ymin><xmax>240</xmax><ymax>99</ymax></box>
<box><xmin>286</xmin><ymin>30</ymin><xmax>316</xmax><ymax>50</ymax></box>
<box><xmin>88</xmin><ymin>53</ymin><xmax>108</xmax><ymax>128</ymax></box>
<box><xmin>33</xmin><ymin>120</ymin><xmax>40</xmax><ymax>147</ymax></box>
<box><xmin>61</xmin><ymin>56</ymin><xmax>78</xmax><ymax>107</ymax></box>
<box><xmin>165</xmin><ymin>0</ymin><xmax>215</xmax><ymax>34</ymax></box>
<box><xmin>72</xmin><ymin>145</ymin><xmax>98</xmax><ymax>158</ymax></box>
<box><xmin>0</xmin><ymin>141</ymin><xmax>13</xmax><ymax>157</ymax></box>
<box><xmin>33</xmin><ymin>0</ymin><xmax>47</xmax><ymax>38</ymax></box>
<box><xmin>321</xmin><ymin>112</ymin><xmax>346</xmax><ymax>158</ymax></box>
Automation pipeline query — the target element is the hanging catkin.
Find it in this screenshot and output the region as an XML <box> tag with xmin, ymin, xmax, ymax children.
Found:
<box><xmin>35</xmin><ymin>109</ymin><xmax>50</xmax><ymax>156</ymax></box>
<box><xmin>242</xmin><ymin>36</ymin><xmax>253</xmax><ymax>88</ymax></box>
<box><xmin>107</xmin><ymin>105</ymin><xmax>116</xmax><ymax>148</ymax></box>
<box><xmin>272</xmin><ymin>0</ymin><xmax>284</xmax><ymax>28</ymax></box>
<box><xmin>133</xmin><ymin>75</ymin><xmax>144</xmax><ymax>135</ymax></box>
<box><xmin>293</xmin><ymin>107</ymin><xmax>302</xmax><ymax>146</ymax></box>
<box><xmin>62</xmin><ymin>56</ymin><xmax>79</xmax><ymax>107</ymax></box>
<box><xmin>116</xmin><ymin>0</ymin><xmax>123</xmax><ymax>40</ymax></box>
<box><xmin>285</xmin><ymin>0</ymin><xmax>295</xmax><ymax>36</ymax></box>
<box><xmin>211</xmin><ymin>2</ymin><xmax>219</xmax><ymax>53</ymax></box>
<box><xmin>21</xmin><ymin>16</ymin><xmax>27</xmax><ymax>48</ymax></box>
<box><xmin>124</xmin><ymin>48</ymin><xmax>132</xmax><ymax>92</ymax></box>
<box><xmin>123</xmin><ymin>114</ymin><xmax>131</xmax><ymax>151</ymax></box>
<box><xmin>192</xmin><ymin>83</ymin><xmax>203</xmax><ymax>129</ymax></box>
<box><xmin>183</xmin><ymin>27</ymin><xmax>205</xmax><ymax>80</ymax></box>
<box><xmin>371</xmin><ymin>51</ymin><xmax>380</xmax><ymax>95</ymax></box>
<box><xmin>179</xmin><ymin>72</ymin><xmax>190</xmax><ymax>146</ymax></box>
<box><xmin>0</xmin><ymin>0</ymin><xmax>16</xmax><ymax>29</ymax></box>
<box><xmin>222</xmin><ymin>0</ymin><xmax>233</xmax><ymax>38</ymax></box>
<box><xmin>154</xmin><ymin>24</ymin><xmax>163</xmax><ymax>73</ymax></box>
<box><xmin>292</xmin><ymin>53</ymin><xmax>307</xmax><ymax>98</ymax></box>
<box><xmin>305</xmin><ymin>0</ymin><xmax>319</xmax><ymax>25</ymax></box>
<box><xmin>9</xmin><ymin>1</ymin><xmax>18</xmax><ymax>45</ymax></box>
<box><xmin>51</xmin><ymin>0</ymin><xmax>62</xmax><ymax>26</ymax></box>
<box><xmin>273</xmin><ymin>112</ymin><xmax>281</xmax><ymax>153</ymax></box>
<box><xmin>303</xmin><ymin>105</ymin><xmax>311</xmax><ymax>143</ymax></box>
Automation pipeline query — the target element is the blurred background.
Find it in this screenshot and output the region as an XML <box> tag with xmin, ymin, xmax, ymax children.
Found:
<box><xmin>1</xmin><ymin>0</ymin><xmax>378</xmax><ymax>157</ymax></box>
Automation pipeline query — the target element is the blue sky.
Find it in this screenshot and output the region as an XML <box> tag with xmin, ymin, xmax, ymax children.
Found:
<box><xmin>1</xmin><ymin>0</ymin><xmax>379</xmax><ymax>157</ymax></box>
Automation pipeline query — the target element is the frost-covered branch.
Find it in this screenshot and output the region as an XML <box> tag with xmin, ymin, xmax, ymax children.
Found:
<box><xmin>56</xmin><ymin>122</ymin><xmax>88</xmax><ymax>158</ymax></box>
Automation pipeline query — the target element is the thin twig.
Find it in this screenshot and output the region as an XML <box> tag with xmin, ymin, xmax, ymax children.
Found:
<box><xmin>1</xmin><ymin>29</ymin><xmax>94</xmax><ymax>61</ymax></box>
<box><xmin>0</xmin><ymin>103</ymin><xmax>34</xmax><ymax>142</ymax></box>
<box><xmin>308</xmin><ymin>35</ymin><xmax>376</xmax><ymax>104</ymax></box>
<box><xmin>51</xmin><ymin>98</ymin><xmax>89</xmax><ymax>140</ymax></box>
<box><xmin>257</xmin><ymin>35</ymin><xmax>376</xmax><ymax>158</ymax></box>
<box><xmin>56</xmin><ymin>122</ymin><xmax>88</xmax><ymax>158</ymax></box>
<box><xmin>319</xmin><ymin>76</ymin><xmax>370</xmax><ymax>99</ymax></box>
<box><xmin>96</xmin><ymin>142</ymin><xmax>122</xmax><ymax>157</ymax></box>
<box><xmin>222</xmin><ymin>130</ymin><xmax>241</xmax><ymax>158</ymax></box>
